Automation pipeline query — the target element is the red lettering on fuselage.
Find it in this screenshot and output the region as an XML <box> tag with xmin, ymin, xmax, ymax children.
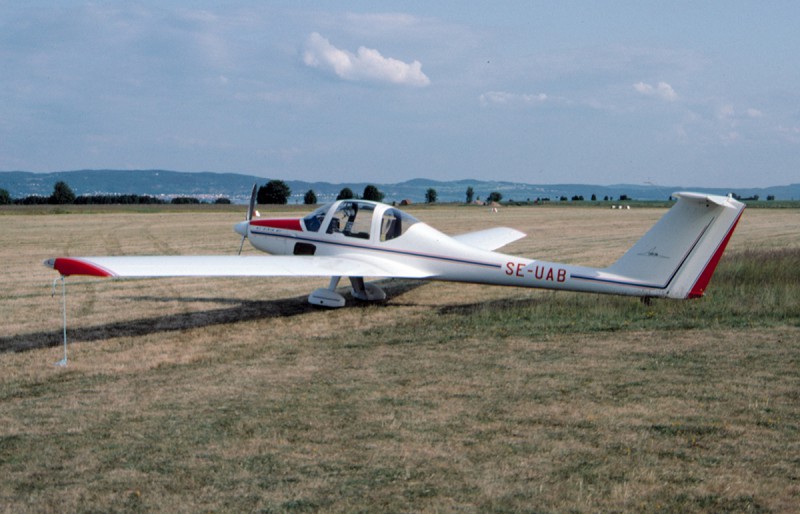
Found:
<box><xmin>506</xmin><ymin>262</ymin><xmax>567</xmax><ymax>283</ymax></box>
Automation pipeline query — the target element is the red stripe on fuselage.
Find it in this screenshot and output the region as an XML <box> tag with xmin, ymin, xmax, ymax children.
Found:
<box><xmin>687</xmin><ymin>209</ymin><xmax>744</xmax><ymax>298</ymax></box>
<box><xmin>249</xmin><ymin>219</ymin><xmax>303</xmax><ymax>231</ymax></box>
<box><xmin>53</xmin><ymin>258</ymin><xmax>115</xmax><ymax>277</ymax></box>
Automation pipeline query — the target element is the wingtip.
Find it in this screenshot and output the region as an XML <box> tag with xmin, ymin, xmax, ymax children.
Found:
<box><xmin>43</xmin><ymin>257</ymin><xmax>115</xmax><ymax>277</ymax></box>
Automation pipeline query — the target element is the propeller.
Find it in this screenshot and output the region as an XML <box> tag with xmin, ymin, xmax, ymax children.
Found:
<box><xmin>236</xmin><ymin>184</ymin><xmax>258</xmax><ymax>255</ymax></box>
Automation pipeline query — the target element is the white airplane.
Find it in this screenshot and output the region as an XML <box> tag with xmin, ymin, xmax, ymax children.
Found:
<box><xmin>44</xmin><ymin>190</ymin><xmax>745</xmax><ymax>308</ymax></box>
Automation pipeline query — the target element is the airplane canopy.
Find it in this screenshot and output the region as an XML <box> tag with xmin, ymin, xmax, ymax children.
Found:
<box><xmin>302</xmin><ymin>200</ymin><xmax>420</xmax><ymax>243</ymax></box>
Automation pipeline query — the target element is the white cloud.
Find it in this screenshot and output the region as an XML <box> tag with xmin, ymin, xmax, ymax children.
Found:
<box><xmin>343</xmin><ymin>12</ymin><xmax>419</xmax><ymax>31</ymax></box>
<box><xmin>303</xmin><ymin>32</ymin><xmax>430</xmax><ymax>87</ymax></box>
<box><xmin>479</xmin><ymin>91</ymin><xmax>548</xmax><ymax>107</ymax></box>
<box><xmin>746</xmin><ymin>108</ymin><xmax>763</xmax><ymax>118</ymax></box>
<box><xmin>777</xmin><ymin>125</ymin><xmax>800</xmax><ymax>143</ymax></box>
<box><xmin>717</xmin><ymin>104</ymin><xmax>735</xmax><ymax>119</ymax></box>
<box><xmin>633</xmin><ymin>81</ymin><xmax>678</xmax><ymax>101</ymax></box>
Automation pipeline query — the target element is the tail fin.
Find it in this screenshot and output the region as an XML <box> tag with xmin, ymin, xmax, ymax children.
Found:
<box><xmin>607</xmin><ymin>192</ymin><xmax>745</xmax><ymax>298</ymax></box>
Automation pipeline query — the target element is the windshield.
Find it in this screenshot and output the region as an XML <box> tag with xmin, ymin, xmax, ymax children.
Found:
<box><xmin>302</xmin><ymin>203</ymin><xmax>331</xmax><ymax>232</ymax></box>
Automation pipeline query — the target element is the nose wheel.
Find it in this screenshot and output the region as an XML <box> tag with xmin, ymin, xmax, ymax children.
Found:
<box><xmin>309</xmin><ymin>277</ymin><xmax>346</xmax><ymax>308</ymax></box>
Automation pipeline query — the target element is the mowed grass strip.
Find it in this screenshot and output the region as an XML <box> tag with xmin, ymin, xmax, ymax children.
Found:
<box><xmin>2</xmin><ymin>325</ymin><xmax>797</xmax><ymax>511</ymax></box>
<box><xmin>408</xmin><ymin>247</ymin><xmax>800</xmax><ymax>340</ymax></box>
<box><xmin>1</xmin><ymin>207</ymin><xmax>798</xmax><ymax>512</ymax></box>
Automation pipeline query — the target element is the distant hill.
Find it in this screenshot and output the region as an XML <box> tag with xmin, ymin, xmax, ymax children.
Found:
<box><xmin>1</xmin><ymin>169</ymin><xmax>798</xmax><ymax>203</ymax></box>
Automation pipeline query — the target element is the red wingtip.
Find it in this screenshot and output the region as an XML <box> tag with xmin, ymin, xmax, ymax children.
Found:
<box><xmin>687</xmin><ymin>210</ymin><xmax>744</xmax><ymax>298</ymax></box>
<box><xmin>47</xmin><ymin>258</ymin><xmax>115</xmax><ymax>277</ymax></box>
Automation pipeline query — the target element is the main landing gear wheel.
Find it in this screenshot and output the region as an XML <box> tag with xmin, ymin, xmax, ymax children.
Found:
<box><xmin>307</xmin><ymin>276</ymin><xmax>386</xmax><ymax>308</ymax></box>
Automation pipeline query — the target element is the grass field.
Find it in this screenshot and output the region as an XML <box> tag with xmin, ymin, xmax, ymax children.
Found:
<box><xmin>1</xmin><ymin>204</ymin><xmax>798</xmax><ymax>512</ymax></box>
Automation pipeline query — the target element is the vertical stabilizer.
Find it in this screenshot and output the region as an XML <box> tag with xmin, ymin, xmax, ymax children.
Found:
<box><xmin>606</xmin><ymin>192</ymin><xmax>745</xmax><ymax>298</ymax></box>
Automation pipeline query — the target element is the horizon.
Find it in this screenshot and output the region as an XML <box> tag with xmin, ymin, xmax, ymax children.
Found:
<box><xmin>3</xmin><ymin>168</ymin><xmax>797</xmax><ymax>190</ymax></box>
<box><xmin>2</xmin><ymin>3</ymin><xmax>799</xmax><ymax>188</ymax></box>
<box><xmin>3</xmin><ymin>170</ymin><xmax>797</xmax><ymax>204</ymax></box>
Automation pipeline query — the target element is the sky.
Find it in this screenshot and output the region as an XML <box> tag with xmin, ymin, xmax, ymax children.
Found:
<box><xmin>1</xmin><ymin>1</ymin><xmax>799</xmax><ymax>188</ymax></box>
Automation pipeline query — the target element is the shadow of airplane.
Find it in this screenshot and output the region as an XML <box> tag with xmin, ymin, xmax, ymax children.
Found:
<box><xmin>435</xmin><ymin>292</ymin><xmax>557</xmax><ymax>316</ymax></box>
<box><xmin>1</xmin><ymin>279</ymin><xmax>426</xmax><ymax>354</ymax></box>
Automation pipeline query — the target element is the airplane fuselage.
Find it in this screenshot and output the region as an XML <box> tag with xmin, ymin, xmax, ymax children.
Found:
<box><xmin>237</xmin><ymin>199</ymin><xmax>710</xmax><ymax>299</ymax></box>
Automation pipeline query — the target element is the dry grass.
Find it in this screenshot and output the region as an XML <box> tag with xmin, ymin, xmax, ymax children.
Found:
<box><xmin>1</xmin><ymin>204</ymin><xmax>798</xmax><ymax>512</ymax></box>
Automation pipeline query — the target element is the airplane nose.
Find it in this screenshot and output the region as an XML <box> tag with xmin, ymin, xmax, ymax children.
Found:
<box><xmin>234</xmin><ymin>220</ymin><xmax>249</xmax><ymax>237</ymax></box>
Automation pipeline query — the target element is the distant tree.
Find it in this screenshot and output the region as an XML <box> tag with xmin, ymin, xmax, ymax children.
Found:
<box><xmin>559</xmin><ymin>196</ymin><xmax>568</xmax><ymax>202</ymax></box>
<box><xmin>0</xmin><ymin>188</ymin><xmax>10</xmax><ymax>205</ymax></box>
<box><xmin>767</xmin><ymin>195</ymin><xmax>775</xmax><ymax>201</ymax></box>
<box><xmin>73</xmin><ymin>194</ymin><xmax>164</xmax><ymax>205</ymax></box>
<box><xmin>17</xmin><ymin>195</ymin><xmax>49</xmax><ymax>205</ymax></box>
<box><xmin>258</xmin><ymin>180</ymin><xmax>291</xmax><ymax>204</ymax></box>
<box><xmin>465</xmin><ymin>186</ymin><xmax>474</xmax><ymax>204</ymax></box>
<box><xmin>214</xmin><ymin>197</ymin><xmax>231</xmax><ymax>204</ymax></box>
<box><xmin>49</xmin><ymin>181</ymin><xmax>76</xmax><ymax>204</ymax></box>
<box><xmin>591</xmin><ymin>193</ymin><xmax>597</xmax><ymax>201</ymax></box>
<box><xmin>362</xmin><ymin>184</ymin><xmax>384</xmax><ymax>202</ymax></box>
<box><xmin>337</xmin><ymin>187</ymin><xmax>354</xmax><ymax>200</ymax></box>
<box><xmin>425</xmin><ymin>188</ymin><xmax>438</xmax><ymax>204</ymax></box>
<box><xmin>619</xmin><ymin>194</ymin><xmax>629</xmax><ymax>201</ymax></box>
<box><xmin>304</xmin><ymin>189</ymin><xmax>317</xmax><ymax>205</ymax></box>
<box><xmin>171</xmin><ymin>196</ymin><xmax>200</xmax><ymax>204</ymax></box>
<box><xmin>603</xmin><ymin>195</ymin><xmax>609</xmax><ymax>201</ymax></box>
<box><xmin>571</xmin><ymin>195</ymin><xmax>584</xmax><ymax>201</ymax></box>
<box><xmin>487</xmin><ymin>191</ymin><xmax>502</xmax><ymax>203</ymax></box>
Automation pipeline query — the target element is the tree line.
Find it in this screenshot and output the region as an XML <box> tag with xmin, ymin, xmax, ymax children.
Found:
<box><xmin>0</xmin><ymin>180</ymin><xmax>389</xmax><ymax>206</ymax></box>
<box><xmin>0</xmin><ymin>180</ymin><xmax>614</xmax><ymax>207</ymax></box>
<box><xmin>256</xmin><ymin>180</ymin><xmax>388</xmax><ymax>205</ymax></box>
<box><xmin>0</xmin><ymin>181</ymin><xmax>233</xmax><ymax>205</ymax></box>
<box><xmin>0</xmin><ymin>181</ymin><xmax>622</xmax><ymax>207</ymax></box>
<box><xmin>5</xmin><ymin>179</ymin><xmax>771</xmax><ymax>207</ymax></box>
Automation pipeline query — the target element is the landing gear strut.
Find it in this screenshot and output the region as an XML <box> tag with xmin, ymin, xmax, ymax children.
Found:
<box><xmin>307</xmin><ymin>276</ymin><xmax>386</xmax><ymax>308</ymax></box>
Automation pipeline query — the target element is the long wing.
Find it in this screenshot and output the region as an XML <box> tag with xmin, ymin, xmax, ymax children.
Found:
<box><xmin>452</xmin><ymin>227</ymin><xmax>526</xmax><ymax>251</ymax></box>
<box><xmin>44</xmin><ymin>255</ymin><xmax>432</xmax><ymax>279</ymax></box>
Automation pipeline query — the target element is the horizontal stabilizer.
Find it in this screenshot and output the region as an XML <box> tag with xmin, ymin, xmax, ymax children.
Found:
<box><xmin>452</xmin><ymin>227</ymin><xmax>526</xmax><ymax>251</ymax></box>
